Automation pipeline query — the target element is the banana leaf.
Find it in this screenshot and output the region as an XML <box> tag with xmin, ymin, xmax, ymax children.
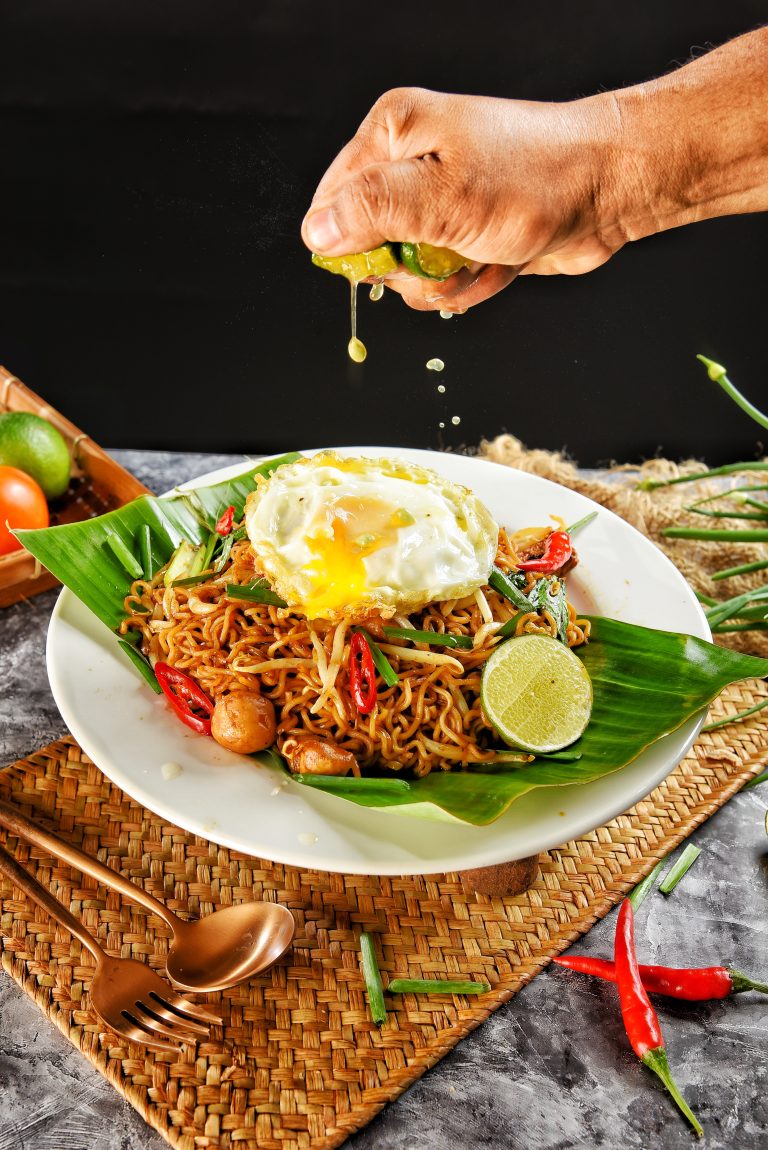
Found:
<box><xmin>16</xmin><ymin>452</ymin><xmax>301</xmax><ymax>632</ymax></box>
<box><xmin>296</xmin><ymin>617</ymin><xmax>768</xmax><ymax>824</ymax></box>
<box><xmin>17</xmin><ymin>455</ymin><xmax>768</xmax><ymax>826</ymax></box>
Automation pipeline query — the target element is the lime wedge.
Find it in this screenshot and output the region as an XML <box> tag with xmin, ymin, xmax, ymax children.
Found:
<box><xmin>311</xmin><ymin>244</ymin><xmax>398</xmax><ymax>283</ymax></box>
<box><xmin>480</xmin><ymin>634</ymin><xmax>592</xmax><ymax>753</ymax></box>
<box><xmin>398</xmin><ymin>242</ymin><xmax>470</xmax><ymax>280</ymax></box>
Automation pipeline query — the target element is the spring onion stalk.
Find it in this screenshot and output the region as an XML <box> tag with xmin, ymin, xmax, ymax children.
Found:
<box><xmin>639</xmin><ymin>462</ymin><xmax>768</xmax><ymax>492</ymax></box>
<box><xmin>105</xmin><ymin>532</ymin><xmax>144</xmax><ymax>579</ymax></box>
<box><xmin>117</xmin><ymin>639</ymin><xmax>161</xmax><ymax>693</ymax></box>
<box><xmin>139</xmin><ymin>524</ymin><xmax>154</xmax><ymax>580</ymax></box>
<box><xmin>689</xmin><ymin>508</ymin><xmax>768</xmax><ymax>521</ymax></box>
<box><xmin>565</xmin><ymin>510</ymin><xmax>598</xmax><ymax>535</ymax></box>
<box><xmin>695</xmin><ymin>591</ymin><xmax>718</xmax><ymax>607</ymax></box>
<box><xmin>226</xmin><ymin>580</ymin><xmax>288</xmax><ymax>607</ymax></box>
<box><xmin>712</xmin><ymin>558</ymin><xmax>768</xmax><ymax>582</ymax></box>
<box><xmin>353</xmin><ymin>629</ymin><xmax>399</xmax><ymax>686</ymax></box>
<box><xmin>497</xmin><ymin>611</ymin><xmax>529</xmax><ymax>638</ymax></box>
<box><xmin>705</xmin><ymin>587</ymin><xmax>768</xmax><ymax>628</ymax></box>
<box><xmin>743</xmin><ymin>769</ymin><xmax>768</xmax><ymax>790</ymax></box>
<box><xmin>688</xmin><ymin>484</ymin><xmax>768</xmax><ymax>509</ymax></box>
<box><xmin>213</xmin><ymin>531</ymin><xmax>236</xmax><ymax>573</ymax></box>
<box><xmin>712</xmin><ymin>622</ymin><xmax>768</xmax><ymax>635</ymax></box>
<box><xmin>658</xmin><ymin>844</ymin><xmax>702</xmax><ymax>895</ymax></box>
<box><xmin>359</xmin><ymin>932</ymin><xmax>387</xmax><ymax>1026</ymax></box>
<box><xmin>489</xmin><ymin>566</ymin><xmax>532</xmax><ymax>611</ymax></box>
<box><xmin>628</xmin><ymin>858</ymin><xmax>669</xmax><ymax>911</ymax></box>
<box><xmin>663</xmin><ymin>526</ymin><xmax>768</xmax><ymax>542</ymax></box>
<box><xmin>382</xmin><ymin>625</ymin><xmax>474</xmax><ymax>650</ymax></box>
<box><xmin>171</xmin><ymin>571</ymin><xmax>216</xmax><ymax>587</ymax></box>
<box><xmin>200</xmin><ymin>531</ymin><xmax>219</xmax><ymax>573</ymax></box>
<box><xmin>697</xmin><ymin>355</ymin><xmax>768</xmax><ymax>431</ymax></box>
<box><xmin>386</xmin><ymin>979</ymin><xmax>490</xmax><ymax>995</ymax></box>
<box><xmin>701</xmin><ymin>696</ymin><xmax>768</xmax><ymax>732</ymax></box>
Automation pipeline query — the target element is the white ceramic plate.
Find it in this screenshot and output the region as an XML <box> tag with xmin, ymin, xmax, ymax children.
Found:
<box><xmin>47</xmin><ymin>447</ymin><xmax>710</xmax><ymax>875</ymax></box>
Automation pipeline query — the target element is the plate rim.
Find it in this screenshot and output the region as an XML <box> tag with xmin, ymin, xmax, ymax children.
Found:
<box><xmin>46</xmin><ymin>445</ymin><xmax>711</xmax><ymax>874</ymax></box>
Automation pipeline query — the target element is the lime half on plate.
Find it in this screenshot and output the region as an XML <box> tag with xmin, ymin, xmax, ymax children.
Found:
<box><xmin>481</xmin><ymin>634</ymin><xmax>593</xmax><ymax>753</ymax></box>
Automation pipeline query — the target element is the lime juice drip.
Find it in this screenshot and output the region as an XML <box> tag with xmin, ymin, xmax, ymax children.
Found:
<box><xmin>347</xmin><ymin>281</ymin><xmax>367</xmax><ymax>362</ymax></box>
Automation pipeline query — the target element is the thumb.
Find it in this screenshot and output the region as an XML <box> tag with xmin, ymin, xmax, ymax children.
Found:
<box><xmin>302</xmin><ymin>156</ymin><xmax>449</xmax><ymax>256</ymax></box>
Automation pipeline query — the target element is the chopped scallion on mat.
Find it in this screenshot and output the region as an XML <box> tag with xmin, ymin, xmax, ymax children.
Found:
<box><xmin>387</xmin><ymin>979</ymin><xmax>490</xmax><ymax>995</ymax></box>
<box><xmin>742</xmin><ymin>769</ymin><xmax>768</xmax><ymax>790</ymax></box>
<box><xmin>658</xmin><ymin>845</ymin><xmax>702</xmax><ymax>895</ymax></box>
<box><xmin>359</xmin><ymin>932</ymin><xmax>387</xmax><ymax>1026</ymax></box>
<box><xmin>628</xmin><ymin>859</ymin><xmax>669</xmax><ymax>911</ymax></box>
<box><xmin>701</xmin><ymin>697</ymin><xmax>768</xmax><ymax>732</ymax></box>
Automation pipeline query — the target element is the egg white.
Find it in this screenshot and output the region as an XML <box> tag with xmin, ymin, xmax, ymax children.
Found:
<box><xmin>244</xmin><ymin>453</ymin><xmax>499</xmax><ymax>621</ymax></box>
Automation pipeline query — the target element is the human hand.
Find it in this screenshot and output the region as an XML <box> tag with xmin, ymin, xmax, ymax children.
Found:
<box><xmin>301</xmin><ymin>87</ymin><xmax>626</xmax><ymax>311</ymax></box>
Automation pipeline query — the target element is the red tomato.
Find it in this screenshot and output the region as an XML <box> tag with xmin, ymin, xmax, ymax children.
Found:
<box><xmin>0</xmin><ymin>465</ymin><xmax>49</xmax><ymax>555</ymax></box>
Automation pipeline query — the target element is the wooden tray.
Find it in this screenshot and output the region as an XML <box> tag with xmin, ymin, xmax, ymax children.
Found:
<box><xmin>0</xmin><ymin>366</ymin><xmax>148</xmax><ymax>607</ymax></box>
<box><xmin>1</xmin><ymin>676</ymin><xmax>766</xmax><ymax>1150</ymax></box>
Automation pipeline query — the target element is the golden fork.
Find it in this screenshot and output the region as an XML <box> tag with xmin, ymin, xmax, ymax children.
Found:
<box><xmin>0</xmin><ymin>842</ymin><xmax>221</xmax><ymax>1052</ymax></box>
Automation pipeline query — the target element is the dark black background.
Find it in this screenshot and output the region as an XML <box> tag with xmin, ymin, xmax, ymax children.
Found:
<box><xmin>0</xmin><ymin>1</ymin><xmax>765</xmax><ymax>467</ymax></box>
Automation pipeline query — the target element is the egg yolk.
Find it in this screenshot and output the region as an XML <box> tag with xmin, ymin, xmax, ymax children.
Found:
<box><xmin>300</xmin><ymin>496</ymin><xmax>406</xmax><ymax>617</ymax></box>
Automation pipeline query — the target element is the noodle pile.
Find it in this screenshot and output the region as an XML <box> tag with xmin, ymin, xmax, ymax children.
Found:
<box><xmin>121</xmin><ymin>527</ymin><xmax>590</xmax><ymax>777</ymax></box>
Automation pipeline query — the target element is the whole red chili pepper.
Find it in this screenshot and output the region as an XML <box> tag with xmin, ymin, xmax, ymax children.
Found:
<box><xmin>215</xmin><ymin>505</ymin><xmax>235</xmax><ymax>536</ymax></box>
<box><xmin>155</xmin><ymin>662</ymin><xmax>215</xmax><ymax>735</ymax></box>
<box><xmin>554</xmin><ymin>954</ymin><xmax>768</xmax><ymax>1000</ymax></box>
<box><xmin>349</xmin><ymin>632</ymin><xmax>377</xmax><ymax>714</ymax></box>
<box><xmin>515</xmin><ymin>530</ymin><xmax>572</xmax><ymax>573</ymax></box>
<box><xmin>614</xmin><ymin>899</ymin><xmax>703</xmax><ymax>1136</ymax></box>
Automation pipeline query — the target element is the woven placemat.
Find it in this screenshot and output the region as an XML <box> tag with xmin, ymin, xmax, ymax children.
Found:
<box><xmin>1</xmin><ymin>685</ymin><xmax>766</xmax><ymax>1150</ymax></box>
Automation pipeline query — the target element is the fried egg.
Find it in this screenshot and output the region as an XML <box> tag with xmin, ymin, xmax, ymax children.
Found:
<box><xmin>244</xmin><ymin>453</ymin><xmax>499</xmax><ymax>621</ymax></box>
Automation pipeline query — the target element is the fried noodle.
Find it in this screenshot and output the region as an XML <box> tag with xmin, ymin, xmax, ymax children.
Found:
<box><xmin>121</xmin><ymin>528</ymin><xmax>590</xmax><ymax>777</ymax></box>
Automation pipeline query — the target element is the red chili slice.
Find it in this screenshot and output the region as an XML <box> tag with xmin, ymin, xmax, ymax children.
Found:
<box><xmin>516</xmin><ymin>530</ymin><xmax>573</xmax><ymax>573</ymax></box>
<box><xmin>155</xmin><ymin>662</ymin><xmax>214</xmax><ymax>735</ymax></box>
<box><xmin>349</xmin><ymin>632</ymin><xmax>377</xmax><ymax>714</ymax></box>
<box><xmin>215</xmin><ymin>505</ymin><xmax>235</xmax><ymax>536</ymax></box>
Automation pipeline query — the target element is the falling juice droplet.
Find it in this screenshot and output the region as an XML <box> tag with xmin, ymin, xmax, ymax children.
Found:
<box><xmin>369</xmin><ymin>282</ymin><xmax>385</xmax><ymax>302</ymax></box>
<box><xmin>439</xmin><ymin>309</ymin><xmax>453</xmax><ymax>319</ymax></box>
<box><xmin>451</xmin><ymin>415</ymin><xmax>461</xmax><ymax>425</ymax></box>
<box><xmin>348</xmin><ymin>337</ymin><xmax>367</xmax><ymax>362</ymax></box>
<box><xmin>348</xmin><ymin>281</ymin><xmax>367</xmax><ymax>362</ymax></box>
<box><xmin>426</xmin><ymin>358</ymin><xmax>445</xmax><ymax>372</ymax></box>
<box><xmin>437</xmin><ymin>384</ymin><xmax>446</xmax><ymax>394</ymax></box>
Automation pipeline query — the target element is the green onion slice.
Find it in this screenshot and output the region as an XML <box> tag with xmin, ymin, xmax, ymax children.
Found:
<box><xmin>171</xmin><ymin>571</ymin><xmax>216</xmax><ymax>587</ymax></box>
<box><xmin>105</xmin><ymin>531</ymin><xmax>144</xmax><ymax>580</ymax></box>
<box><xmin>117</xmin><ymin>639</ymin><xmax>161</xmax><ymax>693</ymax></box>
<box><xmin>488</xmin><ymin>566</ymin><xmax>532</xmax><ymax>611</ymax></box>
<box><xmin>701</xmin><ymin>696</ymin><xmax>768</xmax><ymax>732</ymax></box>
<box><xmin>226</xmin><ymin>579</ymin><xmax>288</xmax><ymax>607</ymax></box>
<box><xmin>382</xmin><ymin>625</ymin><xmax>474</xmax><ymax>650</ymax></box>
<box><xmin>565</xmin><ymin>510</ymin><xmax>598</xmax><ymax>535</ymax></box>
<box><xmin>353</xmin><ymin>629</ymin><xmax>399</xmax><ymax>686</ymax></box>
<box><xmin>742</xmin><ymin>769</ymin><xmax>768</xmax><ymax>790</ymax></box>
<box><xmin>359</xmin><ymin>932</ymin><xmax>387</xmax><ymax>1026</ymax></box>
<box><xmin>628</xmin><ymin>858</ymin><xmax>669</xmax><ymax>911</ymax></box>
<box><xmin>386</xmin><ymin>979</ymin><xmax>490</xmax><ymax>995</ymax></box>
<box><xmin>658</xmin><ymin>844</ymin><xmax>702</xmax><ymax>895</ymax></box>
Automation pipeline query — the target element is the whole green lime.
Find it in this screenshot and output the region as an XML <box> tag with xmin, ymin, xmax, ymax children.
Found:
<box><xmin>0</xmin><ymin>412</ymin><xmax>71</xmax><ymax>499</ymax></box>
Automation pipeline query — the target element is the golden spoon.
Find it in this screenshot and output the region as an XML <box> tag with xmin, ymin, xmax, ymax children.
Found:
<box><xmin>0</xmin><ymin>798</ymin><xmax>295</xmax><ymax>992</ymax></box>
